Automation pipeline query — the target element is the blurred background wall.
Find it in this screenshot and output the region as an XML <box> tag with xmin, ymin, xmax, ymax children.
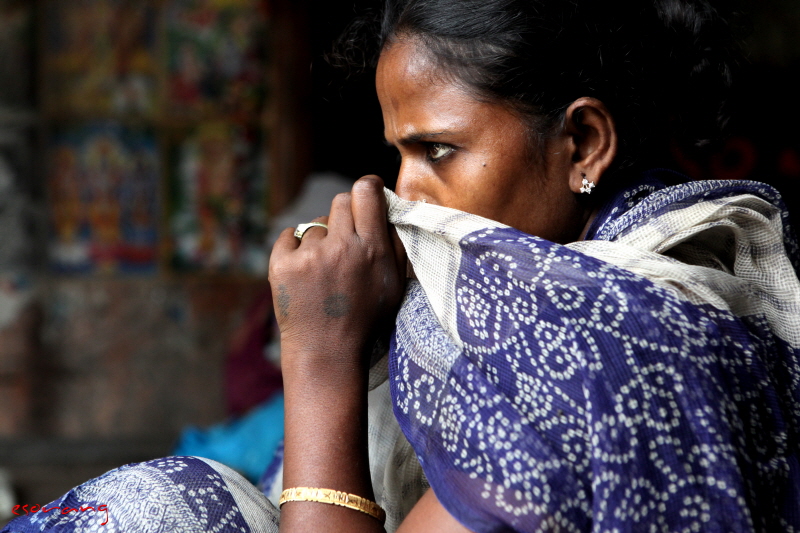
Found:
<box><xmin>0</xmin><ymin>0</ymin><xmax>799</xmax><ymax>515</ymax></box>
<box><xmin>0</xmin><ymin>0</ymin><xmax>311</xmax><ymax>507</ymax></box>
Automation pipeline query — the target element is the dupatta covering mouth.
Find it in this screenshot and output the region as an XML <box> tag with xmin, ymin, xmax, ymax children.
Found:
<box><xmin>386</xmin><ymin>172</ymin><xmax>800</xmax><ymax>533</ymax></box>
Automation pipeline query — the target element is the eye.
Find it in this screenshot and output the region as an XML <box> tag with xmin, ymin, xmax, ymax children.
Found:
<box><xmin>425</xmin><ymin>142</ymin><xmax>455</xmax><ymax>163</ymax></box>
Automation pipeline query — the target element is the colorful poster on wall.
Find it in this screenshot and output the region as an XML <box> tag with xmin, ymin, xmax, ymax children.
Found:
<box><xmin>48</xmin><ymin>122</ymin><xmax>160</xmax><ymax>274</ymax></box>
<box><xmin>43</xmin><ymin>0</ymin><xmax>159</xmax><ymax>117</ymax></box>
<box><xmin>165</xmin><ymin>0</ymin><xmax>268</xmax><ymax>120</ymax></box>
<box><xmin>167</xmin><ymin>122</ymin><xmax>268</xmax><ymax>274</ymax></box>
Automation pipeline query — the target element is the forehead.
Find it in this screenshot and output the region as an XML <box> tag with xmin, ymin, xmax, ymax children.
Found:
<box><xmin>376</xmin><ymin>39</ymin><xmax>487</xmax><ymax>137</ymax></box>
<box><xmin>376</xmin><ymin>39</ymin><xmax>444</xmax><ymax>95</ymax></box>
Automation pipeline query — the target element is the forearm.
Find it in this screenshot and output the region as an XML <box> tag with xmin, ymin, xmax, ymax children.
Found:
<box><xmin>269</xmin><ymin>177</ymin><xmax>405</xmax><ymax>532</ymax></box>
<box><xmin>279</xmin><ymin>347</ymin><xmax>383</xmax><ymax>533</ymax></box>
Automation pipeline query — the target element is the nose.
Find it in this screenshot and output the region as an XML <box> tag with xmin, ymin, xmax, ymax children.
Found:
<box><xmin>394</xmin><ymin>166</ymin><xmax>413</xmax><ymax>200</ymax></box>
<box><xmin>394</xmin><ymin>159</ymin><xmax>427</xmax><ymax>202</ymax></box>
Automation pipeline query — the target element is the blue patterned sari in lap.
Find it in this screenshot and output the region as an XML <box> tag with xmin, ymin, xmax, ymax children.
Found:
<box><xmin>387</xmin><ymin>171</ymin><xmax>800</xmax><ymax>532</ymax></box>
<box><xmin>2</xmin><ymin>457</ymin><xmax>279</xmax><ymax>533</ymax></box>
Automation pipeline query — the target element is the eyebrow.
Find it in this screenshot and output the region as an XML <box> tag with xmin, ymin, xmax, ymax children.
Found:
<box><xmin>384</xmin><ymin>131</ymin><xmax>448</xmax><ymax>147</ymax></box>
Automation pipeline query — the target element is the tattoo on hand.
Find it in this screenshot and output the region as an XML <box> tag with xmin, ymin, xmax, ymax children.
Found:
<box><xmin>277</xmin><ymin>285</ymin><xmax>290</xmax><ymax>318</ymax></box>
<box><xmin>323</xmin><ymin>294</ymin><xmax>351</xmax><ymax>318</ymax></box>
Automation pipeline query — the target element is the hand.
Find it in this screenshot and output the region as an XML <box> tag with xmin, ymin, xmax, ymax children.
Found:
<box><xmin>268</xmin><ymin>176</ymin><xmax>407</xmax><ymax>382</ymax></box>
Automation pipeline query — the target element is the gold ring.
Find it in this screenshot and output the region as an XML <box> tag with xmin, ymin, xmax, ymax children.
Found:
<box><xmin>294</xmin><ymin>222</ymin><xmax>328</xmax><ymax>240</ymax></box>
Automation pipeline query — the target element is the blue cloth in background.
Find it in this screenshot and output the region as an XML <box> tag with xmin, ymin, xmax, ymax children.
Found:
<box><xmin>174</xmin><ymin>393</ymin><xmax>284</xmax><ymax>483</ymax></box>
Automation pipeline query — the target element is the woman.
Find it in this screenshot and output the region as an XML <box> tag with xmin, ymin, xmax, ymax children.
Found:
<box><xmin>272</xmin><ymin>0</ymin><xmax>800</xmax><ymax>531</ymax></box>
<box><xmin>5</xmin><ymin>0</ymin><xmax>799</xmax><ymax>532</ymax></box>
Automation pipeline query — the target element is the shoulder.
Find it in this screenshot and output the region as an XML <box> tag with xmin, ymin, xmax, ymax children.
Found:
<box><xmin>397</xmin><ymin>489</ymin><xmax>473</xmax><ymax>533</ymax></box>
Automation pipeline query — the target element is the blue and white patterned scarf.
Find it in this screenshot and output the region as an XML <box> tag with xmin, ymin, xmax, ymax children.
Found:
<box><xmin>387</xmin><ymin>170</ymin><xmax>800</xmax><ymax>532</ymax></box>
<box><xmin>1</xmin><ymin>456</ymin><xmax>280</xmax><ymax>533</ymax></box>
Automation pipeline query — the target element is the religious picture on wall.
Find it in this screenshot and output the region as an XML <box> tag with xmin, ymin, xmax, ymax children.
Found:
<box><xmin>47</xmin><ymin>122</ymin><xmax>159</xmax><ymax>274</ymax></box>
<box><xmin>43</xmin><ymin>0</ymin><xmax>159</xmax><ymax>117</ymax></box>
<box><xmin>165</xmin><ymin>0</ymin><xmax>269</xmax><ymax>120</ymax></box>
<box><xmin>167</xmin><ymin>122</ymin><xmax>268</xmax><ymax>274</ymax></box>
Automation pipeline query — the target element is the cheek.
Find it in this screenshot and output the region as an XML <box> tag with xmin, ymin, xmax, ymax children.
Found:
<box><xmin>394</xmin><ymin>133</ymin><xmax>533</xmax><ymax>212</ymax></box>
<box><xmin>452</xmin><ymin>156</ymin><xmax>540</xmax><ymax>222</ymax></box>
<box><xmin>438</xmin><ymin>161</ymin><xmax>511</xmax><ymax>214</ymax></box>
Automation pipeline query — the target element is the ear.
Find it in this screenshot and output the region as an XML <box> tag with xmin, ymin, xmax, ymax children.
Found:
<box><xmin>562</xmin><ymin>97</ymin><xmax>618</xmax><ymax>194</ymax></box>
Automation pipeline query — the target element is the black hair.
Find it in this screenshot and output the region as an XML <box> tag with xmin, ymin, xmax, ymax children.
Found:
<box><xmin>331</xmin><ymin>0</ymin><xmax>744</xmax><ymax>176</ymax></box>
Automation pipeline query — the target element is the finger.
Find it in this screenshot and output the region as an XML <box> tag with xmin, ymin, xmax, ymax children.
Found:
<box><xmin>272</xmin><ymin>226</ymin><xmax>301</xmax><ymax>253</ymax></box>
<box><xmin>389</xmin><ymin>225</ymin><xmax>408</xmax><ymax>277</ymax></box>
<box><xmin>351</xmin><ymin>175</ymin><xmax>389</xmax><ymax>243</ymax></box>
<box><xmin>327</xmin><ymin>192</ymin><xmax>355</xmax><ymax>236</ymax></box>
<box><xmin>294</xmin><ymin>216</ymin><xmax>329</xmax><ymax>243</ymax></box>
<box><xmin>268</xmin><ymin>227</ymin><xmax>300</xmax><ymax>283</ymax></box>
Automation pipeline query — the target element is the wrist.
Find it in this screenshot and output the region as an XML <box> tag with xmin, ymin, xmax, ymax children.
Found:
<box><xmin>280</xmin><ymin>340</ymin><xmax>371</xmax><ymax>386</ymax></box>
<box><xmin>282</xmin><ymin>371</ymin><xmax>372</xmax><ymax>499</ymax></box>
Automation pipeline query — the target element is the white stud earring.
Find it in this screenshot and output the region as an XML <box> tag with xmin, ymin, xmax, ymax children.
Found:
<box><xmin>579</xmin><ymin>174</ymin><xmax>595</xmax><ymax>195</ymax></box>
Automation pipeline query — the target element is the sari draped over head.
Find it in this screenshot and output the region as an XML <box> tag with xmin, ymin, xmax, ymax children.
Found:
<box><xmin>387</xmin><ymin>170</ymin><xmax>800</xmax><ymax>533</ymax></box>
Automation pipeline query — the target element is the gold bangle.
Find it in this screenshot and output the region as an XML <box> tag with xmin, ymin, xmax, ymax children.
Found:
<box><xmin>279</xmin><ymin>487</ymin><xmax>386</xmax><ymax>523</ymax></box>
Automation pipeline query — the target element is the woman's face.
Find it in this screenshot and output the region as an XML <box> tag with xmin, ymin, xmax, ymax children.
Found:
<box><xmin>376</xmin><ymin>38</ymin><xmax>585</xmax><ymax>243</ymax></box>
